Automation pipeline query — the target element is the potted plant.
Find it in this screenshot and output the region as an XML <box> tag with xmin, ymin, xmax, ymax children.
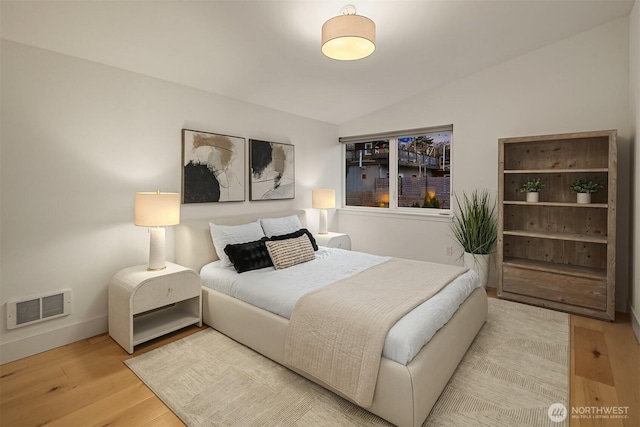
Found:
<box><xmin>450</xmin><ymin>189</ymin><xmax>497</xmax><ymax>288</ymax></box>
<box><xmin>520</xmin><ymin>178</ymin><xmax>545</xmax><ymax>202</ymax></box>
<box><xmin>570</xmin><ymin>179</ymin><xmax>603</xmax><ymax>204</ymax></box>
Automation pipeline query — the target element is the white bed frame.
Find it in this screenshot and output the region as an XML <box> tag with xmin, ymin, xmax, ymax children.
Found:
<box><xmin>175</xmin><ymin>210</ymin><xmax>488</xmax><ymax>427</ymax></box>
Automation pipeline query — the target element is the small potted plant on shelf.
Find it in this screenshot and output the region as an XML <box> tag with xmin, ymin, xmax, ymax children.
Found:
<box><xmin>520</xmin><ymin>178</ymin><xmax>545</xmax><ymax>203</ymax></box>
<box><xmin>570</xmin><ymin>179</ymin><xmax>603</xmax><ymax>204</ymax></box>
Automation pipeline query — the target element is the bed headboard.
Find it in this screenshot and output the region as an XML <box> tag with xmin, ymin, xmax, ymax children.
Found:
<box><xmin>175</xmin><ymin>209</ymin><xmax>308</xmax><ymax>272</ymax></box>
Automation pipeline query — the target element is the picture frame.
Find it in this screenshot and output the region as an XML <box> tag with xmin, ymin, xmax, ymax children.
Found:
<box><xmin>182</xmin><ymin>129</ymin><xmax>245</xmax><ymax>203</ymax></box>
<box><xmin>249</xmin><ymin>139</ymin><xmax>295</xmax><ymax>201</ymax></box>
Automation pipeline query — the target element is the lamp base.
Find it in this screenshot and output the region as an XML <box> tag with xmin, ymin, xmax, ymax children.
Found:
<box><xmin>148</xmin><ymin>227</ymin><xmax>166</xmax><ymax>270</ymax></box>
<box><xmin>318</xmin><ymin>209</ymin><xmax>328</xmax><ymax>234</ymax></box>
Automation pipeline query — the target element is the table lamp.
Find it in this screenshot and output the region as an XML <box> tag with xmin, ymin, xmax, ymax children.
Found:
<box><xmin>134</xmin><ymin>191</ymin><xmax>180</xmax><ymax>270</ymax></box>
<box><xmin>312</xmin><ymin>189</ymin><xmax>335</xmax><ymax>234</ymax></box>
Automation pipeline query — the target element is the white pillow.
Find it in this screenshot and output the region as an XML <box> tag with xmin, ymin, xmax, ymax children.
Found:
<box><xmin>260</xmin><ymin>215</ymin><xmax>302</xmax><ymax>237</ymax></box>
<box><xmin>209</xmin><ymin>220</ymin><xmax>266</xmax><ymax>266</ymax></box>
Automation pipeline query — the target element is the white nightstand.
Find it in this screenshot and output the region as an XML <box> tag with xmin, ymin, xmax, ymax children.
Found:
<box><xmin>108</xmin><ymin>262</ymin><xmax>202</xmax><ymax>354</ymax></box>
<box><xmin>314</xmin><ymin>232</ymin><xmax>351</xmax><ymax>250</ymax></box>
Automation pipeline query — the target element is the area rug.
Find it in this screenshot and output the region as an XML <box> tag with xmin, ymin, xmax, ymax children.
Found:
<box><xmin>125</xmin><ymin>298</ymin><xmax>569</xmax><ymax>427</ymax></box>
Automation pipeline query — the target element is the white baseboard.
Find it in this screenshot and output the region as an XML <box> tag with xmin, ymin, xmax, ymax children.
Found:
<box><xmin>0</xmin><ymin>316</ymin><xmax>108</xmax><ymax>364</ymax></box>
<box><xmin>630</xmin><ymin>304</ymin><xmax>640</xmax><ymax>344</ymax></box>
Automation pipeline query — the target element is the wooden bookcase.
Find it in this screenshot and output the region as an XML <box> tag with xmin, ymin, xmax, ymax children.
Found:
<box><xmin>497</xmin><ymin>130</ymin><xmax>617</xmax><ymax>320</ymax></box>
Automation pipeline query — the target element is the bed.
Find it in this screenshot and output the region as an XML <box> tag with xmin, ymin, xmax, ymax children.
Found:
<box><xmin>175</xmin><ymin>210</ymin><xmax>488</xmax><ymax>427</ymax></box>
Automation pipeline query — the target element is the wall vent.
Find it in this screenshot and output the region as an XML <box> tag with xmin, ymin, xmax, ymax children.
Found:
<box><xmin>6</xmin><ymin>290</ymin><xmax>72</xmax><ymax>330</ymax></box>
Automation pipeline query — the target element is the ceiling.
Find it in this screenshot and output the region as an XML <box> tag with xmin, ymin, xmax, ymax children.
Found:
<box><xmin>0</xmin><ymin>0</ymin><xmax>634</xmax><ymax>125</ymax></box>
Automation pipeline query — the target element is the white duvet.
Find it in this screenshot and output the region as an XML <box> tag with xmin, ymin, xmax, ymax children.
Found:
<box><xmin>200</xmin><ymin>247</ymin><xmax>481</xmax><ymax>365</ymax></box>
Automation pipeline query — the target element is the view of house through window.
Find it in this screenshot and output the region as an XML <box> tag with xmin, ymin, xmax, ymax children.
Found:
<box><xmin>397</xmin><ymin>133</ymin><xmax>451</xmax><ymax>209</ymax></box>
<box><xmin>345</xmin><ymin>140</ymin><xmax>390</xmax><ymax>208</ymax></box>
<box><xmin>344</xmin><ymin>127</ymin><xmax>452</xmax><ymax>211</ymax></box>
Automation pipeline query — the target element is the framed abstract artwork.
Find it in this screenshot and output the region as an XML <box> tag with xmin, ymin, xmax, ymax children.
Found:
<box><xmin>249</xmin><ymin>139</ymin><xmax>295</xmax><ymax>201</ymax></box>
<box><xmin>182</xmin><ymin>129</ymin><xmax>245</xmax><ymax>203</ymax></box>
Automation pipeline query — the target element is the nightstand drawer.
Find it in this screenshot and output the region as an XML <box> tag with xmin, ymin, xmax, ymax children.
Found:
<box><xmin>330</xmin><ymin>235</ymin><xmax>351</xmax><ymax>250</ymax></box>
<box><xmin>315</xmin><ymin>232</ymin><xmax>351</xmax><ymax>250</ymax></box>
<box><xmin>132</xmin><ymin>271</ymin><xmax>200</xmax><ymax>314</ymax></box>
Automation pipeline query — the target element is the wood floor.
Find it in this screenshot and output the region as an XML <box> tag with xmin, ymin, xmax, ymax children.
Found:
<box><xmin>570</xmin><ymin>312</ymin><xmax>640</xmax><ymax>427</ymax></box>
<box><xmin>1</xmin><ymin>293</ymin><xmax>638</xmax><ymax>427</ymax></box>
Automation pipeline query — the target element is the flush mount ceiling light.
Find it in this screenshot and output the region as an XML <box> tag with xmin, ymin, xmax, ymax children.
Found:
<box><xmin>321</xmin><ymin>5</ymin><xmax>376</xmax><ymax>61</ymax></box>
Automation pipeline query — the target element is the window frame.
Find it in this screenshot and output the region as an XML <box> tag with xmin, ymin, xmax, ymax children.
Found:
<box><xmin>341</xmin><ymin>125</ymin><xmax>453</xmax><ymax>217</ymax></box>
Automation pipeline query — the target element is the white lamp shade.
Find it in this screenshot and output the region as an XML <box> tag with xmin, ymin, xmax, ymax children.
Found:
<box><xmin>322</xmin><ymin>14</ymin><xmax>376</xmax><ymax>61</ymax></box>
<box><xmin>312</xmin><ymin>189</ymin><xmax>336</xmax><ymax>209</ymax></box>
<box><xmin>134</xmin><ymin>192</ymin><xmax>181</xmax><ymax>227</ymax></box>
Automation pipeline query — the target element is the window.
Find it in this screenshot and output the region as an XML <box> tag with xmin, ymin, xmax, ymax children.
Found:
<box><xmin>345</xmin><ymin>140</ymin><xmax>390</xmax><ymax>208</ymax></box>
<box><xmin>343</xmin><ymin>125</ymin><xmax>452</xmax><ymax>212</ymax></box>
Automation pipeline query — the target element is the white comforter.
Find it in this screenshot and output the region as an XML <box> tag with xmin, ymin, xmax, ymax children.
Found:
<box><xmin>200</xmin><ymin>247</ymin><xmax>480</xmax><ymax>365</ymax></box>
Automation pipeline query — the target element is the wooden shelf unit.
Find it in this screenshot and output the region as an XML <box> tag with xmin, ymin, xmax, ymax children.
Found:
<box><xmin>498</xmin><ymin>130</ymin><xmax>616</xmax><ymax>320</ymax></box>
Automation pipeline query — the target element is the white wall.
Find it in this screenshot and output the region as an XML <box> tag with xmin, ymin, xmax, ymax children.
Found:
<box><xmin>629</xmin><ymin>0</ymin><xmax>640</xmax><ymax>341</ymax></box>
<box><xmin>338</xmin><ymin>17</ymin><xmax>631</xmax><ymax>312</ymax></box>
<box><xmin>1</xmin><ymin>11</ymin><xmax>635</xmax><ymax>363</ymax></box>
<box><xmin>0</xmin><ymin>40</ymin><xmax>340</xmax><ymax>363</ymax></box>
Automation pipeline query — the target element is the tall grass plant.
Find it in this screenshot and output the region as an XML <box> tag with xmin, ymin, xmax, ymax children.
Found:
<box><xmin>451</xmin><ymin>189</ymin><xmax>497</xmax><ymax>255</ymax></box>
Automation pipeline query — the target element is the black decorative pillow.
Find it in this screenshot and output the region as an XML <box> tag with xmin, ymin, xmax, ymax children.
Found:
<box><xmin>269</xmin><ymin>228</ymin><xmax>319</xmax><ymax>251</ymax></box>
<box><xmin>224</xmin><ymin>237</ymin><xmax>273</xmax><ymax>273</ymax></box>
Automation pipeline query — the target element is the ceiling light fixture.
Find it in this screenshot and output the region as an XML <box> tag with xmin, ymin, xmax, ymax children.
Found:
<box><xmin>321</xmin><ymin>5</ymin><xmax>376</xmax><ymax>61</ymax></box>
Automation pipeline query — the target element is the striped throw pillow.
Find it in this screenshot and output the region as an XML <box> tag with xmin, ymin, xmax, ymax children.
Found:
<box><xmin>265</xmin><ymin>235</ymin><xmax>315</xmax><ymax>269</ymax></box>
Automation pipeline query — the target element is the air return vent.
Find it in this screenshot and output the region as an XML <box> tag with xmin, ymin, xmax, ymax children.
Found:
<box><xmin>6</xmin><ymin>290</ymin><xmax>72</xmax><ymax>329</ymax></box>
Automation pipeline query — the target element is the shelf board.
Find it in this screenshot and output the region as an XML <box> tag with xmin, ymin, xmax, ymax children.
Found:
<box><xmin>133</xmin><ymin>305</ymin><xmax>200</xmax><ymax>345</ymax></box>
<box><xmin>503</xmin><ymin>230</ymin><xmax>607</xmax><ymax>244</ymax></box>
<box><xmin>503</xmin><ymin>201</ymin><xmax>608</xmax><ymax>208</ymax></box>
<box><xmin>503</xmin><ymin>257</ymin><xmax>606</xmax><ymax>280</ymax></box>
<box><xmin>504</xmin><ymin>168</ymin><xmax>608</xmax><ymax>174</ymax></box>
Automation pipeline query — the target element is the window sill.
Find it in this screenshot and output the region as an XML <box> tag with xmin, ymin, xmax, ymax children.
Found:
<box><xmin>337</xmin><ymin>207</ymin><xmax>453</xmax><ymax>223</ymax></box>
